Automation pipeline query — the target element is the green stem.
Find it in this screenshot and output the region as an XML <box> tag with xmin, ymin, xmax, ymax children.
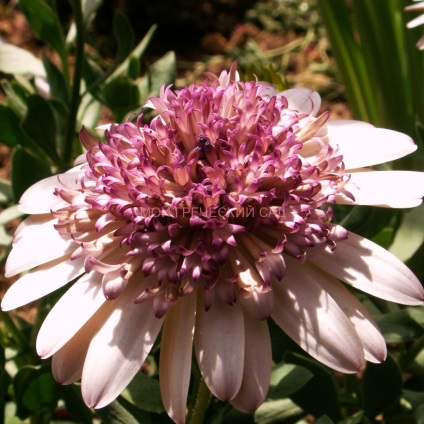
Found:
<box><xmin>63</xmin><ymin>0</ymin><xmax>85</xmax><ymax>169</ymax></box>
<box><xmin>188</xmin><ymin>378</ymin><xmax>212</xmax><ymax>424</ymax></box>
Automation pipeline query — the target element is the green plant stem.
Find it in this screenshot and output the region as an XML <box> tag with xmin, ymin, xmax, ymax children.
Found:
<box><xmin>188</xmin><ymin>378</ymin><xmax>212</xmax><ymax>424</ymax></box>
<box><xmin>63</xmin><ymin>0</ymin><xmax>85</xmax><ymax>169</ymax></box>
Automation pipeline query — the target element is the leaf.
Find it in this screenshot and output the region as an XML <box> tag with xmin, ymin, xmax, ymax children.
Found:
<box><xmin>390</xmin><ymin>204</ymin><xmax>424</xmax><ymax>262</ymax></box>
<box><xmin>103</xmin><ymin>76</ymin><xmax>140</xmax><ymax>121</ymax></box>
<box><xmin>267</xmin><ymin>363</ymin><xmax>313</xmax><ymax>399</ymax></box>
<box><xmin>377</xmin><ymin>310</ymin><xmax>424</xmax><ymax>344</ymax></box>
<box><xmin>285</xmin><ymin>352</ymin><xmax>342</xmax><ymax>421</ymax></box>
<box><xmin>127</xmin><ymin>56</ymin><xmax>140</xmax><ymax>80</ymax></box>
<box><xmin>0</xmin><ymin>44</ymin><xmax>46</xmax><ymax>77</ymax></box>
<box><xmin>42</xmin><ymin>54</ymin><xmax>69</xmax><ymax>103</ymax></box>
<box><xmin>95</xmin><ymin>398</ymin><xmax>145</xmax><ymax>424</ymax></box>
<box><xmin>22</xmin><ymin>370</ymin><xmax>59</xmax><ymax>411</ymax></box>
<box><xmin>0</xmin><ymin>80</ymin><xmax>27</xmax><ymax>118</ymax></box>
<box><xmin>120</xmin><ymin>372</ymin><xmax>165</xmax><ymax>414</ymax></box>
<box><xmin>113</xmin><ymin>11</ymin><xmax>135</xmax><ymax>64</ymax></box>
<box><xmin>0</xmin><ymin>205</ymin><xmax>22</xmax><ymax>224</ymax></box>
<box><xmin>106</xmin><ymin>25</ymin><xmax>157</xmax><ymax>84</ymax></box>
<box><xmin>21</xmin><ymin>95</ymin><xmax>60</xmax><ymax>166</ymax></box>
<box><xmin>338</xmin><ymin>205</ymin><xmax>397</xmax><ymax>242</ymax></box>
<box><xmin>315</xmin><ymin>416</ymin><xmax>334</xmax><ymax>424</ymax></box>
<box><xmin>0</xmin><ymin>105</ymin><xmax>27</xmax><ymax>148</ymax></box>
<box><xmin>254</xmin><ymin>398</ymin><xmax>303</xmax><ymax>424</ymax></box>
<box><xmin>18</xmin><ymin>0</ymin><xmax>66</xmax><ymax>59</ymax></box>
<box><xmin>139</xmin><ymin>51</ymin><xmax>176</xmax><ymax>100</ymax></box>
<box><xmin>11</xmin><ymin>147</ymin><xmax>52</xmax><ymax>202</ymax></box>
<box><xmin>0</xmin><ymin>178</ymin><xmax>12</xmax><ymax>204</ymax></box>
<box><xmin>60</xmin><ymin>384</ymin><xmax>94</xmax><ymax>424</ymax></box>
<box><xmin>339</xmin><ymin>411</ymin><xmax>371</xmax><ymax>424</ymax></box>
<box><xmin>13</xmin><ymin>366</ymin><xmax>58</xmax><ymax>419</ymax></box>
<box><xmin>363</xmin><ymin>354</ymin><xmax>402</xmax><ymax>419</ymax></box>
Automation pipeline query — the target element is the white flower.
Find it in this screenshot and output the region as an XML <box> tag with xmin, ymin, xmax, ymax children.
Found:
<box><xmin>2</xmin><ymin>66</ymin><xmax>424</xmax><ymax>423</ymax></box>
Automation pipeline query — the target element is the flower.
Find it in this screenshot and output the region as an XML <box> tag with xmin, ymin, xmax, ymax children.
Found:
<box><xmin>2</xmin><ymin>63</ymin><xmax>424</xmax><ymax>423</ymax></box>
<box><xmin>405</xmin><ymin>1</ymin><xmax>424</xmax><ymax>49</ymax></box>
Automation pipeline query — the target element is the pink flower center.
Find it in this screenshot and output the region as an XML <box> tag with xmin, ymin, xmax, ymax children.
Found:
<box><xmin>53</xmin><ymin>77</ymin><xmax>350</xmax><ymax>316</ymax></box>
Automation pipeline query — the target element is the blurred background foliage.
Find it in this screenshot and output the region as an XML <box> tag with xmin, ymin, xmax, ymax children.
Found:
<box><xmin>0</xmin><ymin>0</ymin><xmax>424</xmax><ymax>423</ymax></box>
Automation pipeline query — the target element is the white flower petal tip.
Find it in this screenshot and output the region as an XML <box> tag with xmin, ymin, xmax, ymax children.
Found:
<box><xmin>327</xmin><ymin>122</ymin><xmax>417</xmax><ymax>169</ymax></box>
<box><xmin>5</xmin><ymin>215</ymin><xmax>75</xmax><ymax>278</ymax></box>
<box><xmin>281</xmin><ymin>87</ymin><xmax>321</xmax><ymax>115</ymax></box>
<box><xmin>1</xmin><ymin>257</ymin><xmax>85</xmax><ymax>311</ymax></box>
<box><xmin>339</xmin><ymin>171</ymin><xmax>424</xmax><ymax>209</ymax></box>
<box><xmin>18</xmin><ymin>171</ymin><xmax>81</xmax><ymax>214</ymax></box>
<box><xmin>311</xmin><ymin>232</ymin><xmax>424</xmax><ymax>306</ymax></box>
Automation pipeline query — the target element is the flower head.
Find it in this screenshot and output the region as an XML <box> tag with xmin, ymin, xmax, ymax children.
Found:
<box><xmin>406</xmin><ymin>1</ymin><xmax>424</xmax><ymax>49</ymax></box>
<box><xmin>3</xmin><ymin>63</ymin><xmax>424</xmax><ymax>423</ymax></box>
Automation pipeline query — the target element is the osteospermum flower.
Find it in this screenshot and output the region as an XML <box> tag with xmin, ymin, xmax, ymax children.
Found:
<box><xmin>406</xmin><ymin>1</ymin><xmax>424</xmax><ymax>49</ymax></box>
<box><xmin>3</xmin><ymin>64</ymin><xmax>424</xmax><ymax>423</ymax></box>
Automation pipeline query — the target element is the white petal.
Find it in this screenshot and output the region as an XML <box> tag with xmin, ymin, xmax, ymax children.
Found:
<box><xmin>81</xmin><ymin>285</ymin><xmax>163</xmax><ymax>409</ymax></box>
<box><xmin>407</xmin><ymin>13</ymin><xmax>424</xmax><ymax>28</ymax></box>
<box><xmin>1</xmin><ymin>257</ymin><xmax>85</xmax><ymax>311</ymax></box>
<box><xmin>159</xmin><ymin>293</ymin><xmax>196</xmax><ymax>424</ymax></box>
<box><xmin>326</xmin><ymin>121</ymin><xmax>417</xmax><ymax>169</ymax></box>
<box><xmin>5</xmin><ymin>215</ymin><xmax>75</xmax><ymax>277</ymax></box>
<box><xmin>338</xmin><ymin>170</ymin><xmax>424</xmax><ymax>208</ymax></box>
<box><xmin>194</xmin><ymin>292</ymin><xmax>245</xmax><ymax>401</ymax></box>
<box><xmin>310</xmin><ymin>231</ymin><xmax>424</xmax><ymax>305</ymax></box>
<box><xmin>405</xmin><ymin>3</ymin><xmax>424</xmax><ymax>12</ymax></box>
<box><xmin>282</xmin><ymin>88</ymin><xmax>321</xmax><ymax>116</ymax></box>
<box><xmin>37</xmin><ymin>272</ymin><xmax>105</xmax><ymax>358</ymax></box>
<box><xmin>19</xmin><ymin>169</ymin><xmax>82</xmax><ymax>214</ymax></box>
<box><xmin>239</xmin><ymin>288</ymin><xmax>274</xmax><ymax>320</ymax></box>
<box><xmin>304</xmin><ymin>261</ymin><xmax>386</xmax><ymax>363</ymax></box>
<box><xmin>51</xmin><ymin>297</ymin><xmax>113</xmax><ymax>385</ymax></box>
<box><xmin>230</xmin><ymin>312</ymin><xmax>271</xmax><ymax>412</ymax></box>
<box><xmin>271</xmin><ymin>257</ymin><xmax>365</xmax><ymax>373</ymax></box>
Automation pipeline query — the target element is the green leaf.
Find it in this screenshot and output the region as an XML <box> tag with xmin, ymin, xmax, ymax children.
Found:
<box><xmin>0</xmin><ymin>43</ymin><xmax>45</xmax><ymax>77</ymax></box>
<box><xmin>1</xmin><ymin>80</ymin><xmax>28</xmax><ymax>118</ymax></box>
<box><xmin>377</xmin><ymin>310</ymin><xmax>424</xmax><ymax>344</ymax></box>
<box><xmin>128</xmin><ymin>56</ymin><xmax>141</xmax><ymax>80</ymax></box>
<box><xmin>13</xmin><ymin>366</ymin><xmax>59</xmax><ymax>419</ymax></box>
<box><xmin>139</xmin><ymin>51</ymin><xmax>176</xmax><ymax>100</ymax></box>
<box><xmin>60</xmin><ymin>384</ymin><xmax>94</xmax><ymax>424</ymax></box>
<box><xmin>0</xmin><ymin>205</ymin><xmax>22</xmax><ymax>224</ymax></box>
<box><xmin>121</xmin><ymin>372</ymin><xmax>165</xmax><ymax>414</ymax></box>
<box><xmin>315</xmin><ymin>416</ymin><xmax>334</xmax><ymax>424</ymax></box>
<box><xmin>254</xmin><ymin>398</ymin><xmax>303</xmax><ymax>424</ymax></box>
<box><xmin>0</xmin><ymin>105</ymin><xmax>27</xmax><ymax>148</ymax></box>
<box><xmin>22</xmin><ymin>370</ymin><xmax>59</xmax><ymax>412</ymax></box>
<box><xmin>338</xmin><ymin>205</ymin><xmax>397</xmax><ymax>242</ymax></box>
<box><xmin>107</xmin><ymin>25</ymin><xmax>157</xmax><ymax>84</ymax></box>
<box><xmin>11</xmin><ymin>147</ymin><xmax>52</xmax><ymax>201</ymax></box>
<box><xmin>267</xmin><ymin>363</ymin><xmax>313</xmax><ymax>399</ymax></box>
<box><xmin>103</xmin><ymin>76</ymin><xmax>140</xmax><ymax>121</ymax></box>
<box><xmin>363</xmin><ymin>354</ymin><xmax>403</xmax><ymax>419</ymax></box>
<box><xmin>339</xmin><ymin>411</ymin><xmax>369</xmax><ymax>424</ymax></box>
<box><xmin>390</xmin><ymin>204</ymin><xmax>424</xmax><ymax>262</ymax></box>
<box><xmin>0</xmin><ymin>178</ymin><xmax>12</xmax><ymax>204</ymax></box>
<box><xmin>95</xmin><ymin>398</ymin><xmax>144</xmax><ymax>424</ymax></box>
<box><xmin>18</xmin><ymin>0</ymin><xmax>66</xmax><ymax>59</ymax></box>
<box><xmin>113</xmin><ymin>11</ymin><xmax>135</xmax><ymax>64</ymax></box>
<box><xmin>285</xmin><ymin>352</ymin><xmax>342</xmax><ymax>421</ymax></box>
<box><xmin>21</xmin><ymin>94</ymin><xmax>60</xmax><ymax>166</ymax></box>
<box><xmin>42</xmin><ymin>54</ymin><xmax>69</xmax><ymax>104</ymax></box>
